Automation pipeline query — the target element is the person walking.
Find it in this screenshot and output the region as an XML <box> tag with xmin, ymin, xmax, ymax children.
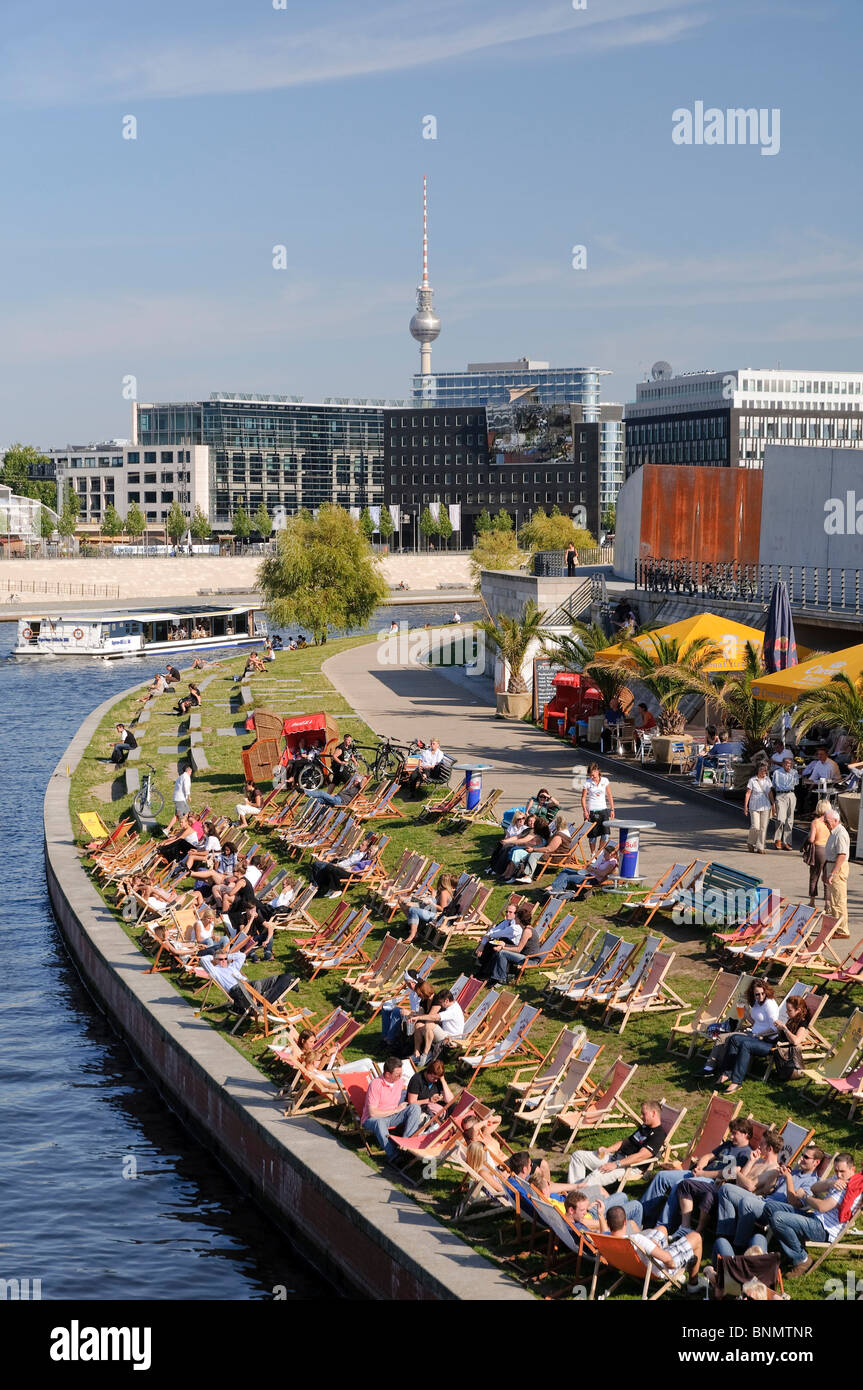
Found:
<box><xmin>805</xmin><ymin>800</ymin><xmax>832</xmax><ymax>906</ymax></box>
<box><xmin>581</xmin><ymin>762</ymin><xmax>615</xmax><ymax>842</ymax></box>
<box><xmin>744</xmin><ymin>763</ymin><xmax>774</xmax><ymax>853</ymax></box>
<box><xmin>771</xmin><ymin>755</ymin><xmax>799</xmax><ymax>850</ymax></box>
<box><xmin>823</xmin><ymin>808</ymin><xmax>851</xmax><ymax>938</ymax></box>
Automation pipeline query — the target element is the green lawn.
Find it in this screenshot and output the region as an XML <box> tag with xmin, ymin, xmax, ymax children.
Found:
<box><xmin>69</xmin><ymin>638</ymin><xmax>862</xmax><ymax>1300</ymax></box>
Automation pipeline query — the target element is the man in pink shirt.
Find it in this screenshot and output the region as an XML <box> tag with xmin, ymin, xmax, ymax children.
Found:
<box><xmin>362</xmin><ymin>1057</ymin><xmax>424</xmax><ymax>1158</ymax></box>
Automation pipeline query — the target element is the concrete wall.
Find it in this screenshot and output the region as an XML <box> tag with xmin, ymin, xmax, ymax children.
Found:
<box><xmin>760</xmin><ymin>444</ymin><xmax>863</xmax><ymax>570</ymax></box>
<box><xmin>478</xmin><ymin>569</ymin><xmax>585</xmax><ymax>679</ymax></box>
<box><xmin>44</xmin><ymin>686</ymin><xmax>530</xmax><ymax>1302</ymax></box>
<box><xmin>0</xmin><ymin>553</ymin><xmax>471</xmax><ymax>602</ymax></box>
<box><xmin>612</xmin><ymin>467</ymin><xmax>644</xmax><ymax>580</ymax></box>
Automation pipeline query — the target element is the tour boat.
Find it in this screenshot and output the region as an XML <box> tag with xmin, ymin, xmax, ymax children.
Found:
<box><xmin>12</xmin><ymin>603</ymin><xmax>268</xmax><ymax>659</ymax></box>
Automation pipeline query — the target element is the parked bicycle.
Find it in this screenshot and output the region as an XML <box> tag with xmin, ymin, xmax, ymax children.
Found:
<box><xmin>133</xmin><ymin>764</ymin><xmax>164</xmax><ymax>817</ymax></box>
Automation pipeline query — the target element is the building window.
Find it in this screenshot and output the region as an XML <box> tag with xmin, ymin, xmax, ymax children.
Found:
<box><xmin>144</xmin><ymin>491</ymin><xmax>157</xmax><ymax>503</ymax></box>
<box><xmin>144</xmin><ymin>452</ymin><xmax>157</xmax><ymax>464</ymax></box>
<box><xmin>127</xmin><ymin>452</ymin><xmax>139</xmax><ymax>465</ymax></box>
<box><xmin>128</xmin><ymin>473</ymin><xmax>139</xmax><ymax>484</ymax></box>
<box><xmin>127</xmin><ymin>492</ymin><xmax>140</xmax><ymax>503</ymax></box>
<box><xmin>144</xmin><ymin>472</ymin><xmax>156</xmax><ymax>483</ymax></box>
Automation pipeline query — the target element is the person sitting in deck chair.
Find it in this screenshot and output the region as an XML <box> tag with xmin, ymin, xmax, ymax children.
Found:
<box><xmin>712</xmin><ymin>1143</ymin><xmax>825</xmax><ymax>1258</ymax></box>
<box><xmin>623</xmin><ymin>1210</ymin><xmax>704</xmax><ymax>1289</ymax></box>
<box><xmin>487</xmin><ymin>813</ymin><xmax>537</xmax><ymax>875</ymax></box>
<box><xmin>309</xmin><ymin>834</ymin><xmax>380</xmax><ymax>897</ymax></box>
<box><xmin>108</xmin><ymin>723</ymin><xmax>138</xmax><ymax>764</ymax></box>
<box><xmin>411</xmin><ymin>989</ymin><xmax>465</xmax><ymax>1066</ymax></box>
<box><xmin>476</xmin><ymin>904</ymin><xmax>536</xmax><ymax>983</ymax></box>
<box><xmin>199</xmin><ymin>947</ymin><xmax>249</xmax><ymax>1010</ymax></box>
<box><xmin>525</xmin><ymin>788</ymin><xmax>561</xmax><ymax>819</ymax></box>
<box><xmin>568</xmin><ymin>1099</ymin><xmax>667</xmax><ymax>1189</ymax></box>
<box><xmin>641</xmin><ymin>1117</ymin><xmax>754</xmax><ymax>1230</ymax></box>
<box><xmin>766</xmin><ymin>1152</ymin><xmax>862</xmax><ymax>1276</ymax></box>
<box><xmin>235</xmin><ymin>780</ymin><xmax>263</xmax><ymax>826</ymax></box>
<box><xmin>550</xmin><ymin>842</ymin><xmax>619</xmax><ymax>897</ymax></box>
<box><xmin>407</xmin><ymin>738</ymin><xmax>445</xmax><ymax>796</ymax></box>
<box><xmin>362</xmin><ymin>1056</ymin><xmax>424</xmax><ymax>1159</ymax></box>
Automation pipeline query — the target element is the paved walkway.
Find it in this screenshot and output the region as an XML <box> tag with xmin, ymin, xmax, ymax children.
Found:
<box><xmin>323</xmin><ymin>636</ymin><xmax>861</xmax><ymax>952</ymax></box>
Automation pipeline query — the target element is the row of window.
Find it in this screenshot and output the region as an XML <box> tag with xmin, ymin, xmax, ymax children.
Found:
<box><xmin>390</xmin><ymin>492</ymin><xmax>584</xmax><ymax>507</ymax></box>
<box><xmin>736</xmin><ymin>416</ymin><xmax>862</xmax><ymax>440</ymax></box>
<box><xmin>741</xmin><ymin>377</ymin><xmax>863</xmax><ymax>395</ymax></box>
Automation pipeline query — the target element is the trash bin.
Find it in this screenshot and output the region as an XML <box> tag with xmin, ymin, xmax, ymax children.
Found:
<box><xmin>587</xmin><ymin>714</ymin><xmax>605</xmax><ymax>746</ymax></box>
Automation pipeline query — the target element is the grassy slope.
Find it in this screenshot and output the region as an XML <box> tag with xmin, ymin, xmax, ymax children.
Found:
<box><xmin>68</xmin><ymin>639</ymin><xmax>861</xmax><ymax>1300</ymax></box>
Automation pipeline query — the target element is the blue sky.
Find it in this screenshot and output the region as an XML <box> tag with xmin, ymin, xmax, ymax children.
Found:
<box><xmin>1</xmin><ymin>0</ymin><xmax>861</xmax><ymax>444</ymax></box>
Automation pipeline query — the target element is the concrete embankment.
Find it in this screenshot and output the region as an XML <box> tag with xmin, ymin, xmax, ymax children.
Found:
<box><xmin>43</xmin><ymin>684</ymin><xmax>529</xmax><ymax>1302</ymax></box>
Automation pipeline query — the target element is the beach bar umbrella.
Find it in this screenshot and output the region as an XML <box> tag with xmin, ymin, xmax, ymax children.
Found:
<box><xmin>752</xmin><ymin>643</ymin><xmax>863</xmax><ymax>702</ymax></box>
<box><xmin>597</xmin><ymin>612</ymin><xmax>765</xmax><ymax>673</ymax></box>
<box><xmin>763</xmin><ymin>582</ymin><xmax>798</xmax><ymax>673</ymax></box>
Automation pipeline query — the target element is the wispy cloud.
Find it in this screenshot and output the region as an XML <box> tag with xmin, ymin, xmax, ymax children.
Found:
<box><xmin>2</xmin><ymin>0</ymin><xmax>710</xmax><ymax>106</ymax></box>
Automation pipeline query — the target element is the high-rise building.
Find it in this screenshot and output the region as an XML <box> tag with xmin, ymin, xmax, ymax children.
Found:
<box><xmin>625</xmin><ymin>366</ymin><xmax>863</xmax><ymax>478</ymax></box>
<box><xmin>412</xmin><ymin>357</ymin><xmax>608</xmax><ymax>414</ymax></box>
<box><xmin>570</xmin><ymin>404</ymin><xmax>624</xmax><ymax>537</ymax></box>
<box><xmin>408</xmin><ymin>176</ymin><xmax>441</xmax><ymax>382</ymax></box>
<box><xmin>48</xmin><ymin>441</ymin><xmax>209</xmax><ymax>529</ymax></box>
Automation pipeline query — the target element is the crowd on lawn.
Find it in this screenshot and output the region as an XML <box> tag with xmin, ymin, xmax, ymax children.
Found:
<box><xmin>94</xmin><ymin>657</ymin><xmax>863</xmax><ymax>1298</ymax></box>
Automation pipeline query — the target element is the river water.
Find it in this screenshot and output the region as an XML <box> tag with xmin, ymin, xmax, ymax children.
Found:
<box><xmin>0</xmin><ymin>602</ymin><xmax>475</xmax><ymax>1301</ymax></box>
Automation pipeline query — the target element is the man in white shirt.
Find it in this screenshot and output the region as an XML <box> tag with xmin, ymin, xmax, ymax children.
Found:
<box><xmin>407</xmin><ymin>739</ymin><xmax>445</xmax><ymax>796</ymax></box>
<box><xmin>199</xmin><ymin>949</ymin><xmax>248</xmax><ymax>1004</ymax></box>
<box><xmin>167</xmin><ymin>762</ymin><xmax>193</xmax><ymax>831</ymax></box>
<box><xmin>769</xmin><ymin>738</ymin><xmax>794</xmax><ymax>766</ymax></box>
<box><xmin>475</xmin><ymin>903</ymin><xmax>521</xmax><ymax>957</ymax></box>
<box><xmin>412</xmin><ymin>989</ymin><xmax>465</xmax><ymax>1064</ymax></box>
<box><xmin>801</xmin><ymin>747</ymin><xmax>840</xmax><ymax>789</ymax></box>
<box><xmin>771</xmin><ymin>756</ymin><xmax>799</xmax><ymax>850</ymax></box>
<box><xmin>824</xmin><ymin>808</ymin><xmax>851</xmax><ymax>937</ymax></box>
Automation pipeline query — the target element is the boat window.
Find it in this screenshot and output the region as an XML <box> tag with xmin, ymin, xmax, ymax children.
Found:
<box><xmin>212</xmin><ymin>616</ymin><xmax>226</xmax><ymax>637</ymax></box>
<box><xmin>154</xmin><ymin>622</ymin><xmax>170</xmax><ymax>643</ymax></box>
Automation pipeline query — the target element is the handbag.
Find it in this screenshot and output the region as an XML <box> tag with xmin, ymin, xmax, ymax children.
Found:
<box><xmin>802</xmin><ymin>841</ymin><xmax>816</xmax><ymax>867</ymax></box>
<box><xmin>773</xmin><ymin>1036</ymin><xmax>803</xmax><ymax>1080</ymax></box>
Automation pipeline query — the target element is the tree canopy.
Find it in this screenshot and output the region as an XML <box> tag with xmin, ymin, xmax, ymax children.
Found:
<box><xmin>468</xmin><ymin>531</ymin><xmax>529</xmax><ymax>591</ymax></box>
<box><xmin>257</xmin><ymin>503</ymin><xmax>389</xmax><ymax>644</ymax></box>
<box><xmin>189</xmin><ymin>505</ymin><xmax>211</xmax><ymax>540</ymax></box>
<box><xmin>518</xmin><ymin>508</ymin><xmax>595</xmax><ymax>552</ymax></box>
<box><xmin>252</xmin><ymin>502</ymin><xmax>272</xmax><ymax>539</ymax></box>
<box><xmin>232</xmin><ymin>504</ymin><xmax>252</xmax><ymax>541</ymax></box>
<box><xmin>125</xmin><ymin>503</ymin><xmax>146</xmax><ymax>538</ymax></box>
<box><xmin>0</xmin><ymin>444</ymin><xmax>56</xmax><ymax>509</ymax></box>
<box><xmin>101</xmin><ymin>503</ymin><xmax>125</xmax><ymax>538</ymax></box>
<box><xmin>166</xmin><ymin>501</ymin><xmax>187</xmax><ymax>544</ymax></box>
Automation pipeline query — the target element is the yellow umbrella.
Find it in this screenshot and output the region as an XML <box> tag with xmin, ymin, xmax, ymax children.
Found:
<box><xmin>752</xmin><ymin>643</ymin><xmax>863</xmax><ymax>702</ymax></box>
<box><xmin>598</xmin><ymin>612</ymin><xmax>765</xmax><ymax>674</ymax></box>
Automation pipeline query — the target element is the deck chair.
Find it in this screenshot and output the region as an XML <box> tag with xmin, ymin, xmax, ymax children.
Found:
<box><xmin>511</xmin><ymin>915</ymin><xmax>574</xmax><ymax>983</ymax></box>
<box><xmin>460</xmin><ymin>1004</ymin><xmax>544</xmax><ymax>1085</ymax></box>
<box><xmin>667</xmin><ymin>970</ymin><xmax>749</xmax><ymax>1059</ymax></box>
<box><xmin>444</xmin><ymin>786</ymin><xmax>503</xmax><ymax>830</ymax></box>
<box><xmin>604</xmin><ymin>948</ymin><xmax>684</xmax><ymax>1033</ymax></box>
<box><xmin>566</xmin><ymin>939</ymin><xmax>636</xmax><ymax>1011</ymax></box>
<box><xmin>775</xmin><ymin>914</ymin><xmax>839</xmax><ymax>986</ymax></box>
<box><xmin>554</xmin><ymin>1057</ymin><xmax>640</xmax><ymax>1151</ymax></box>
<box><xmin>354</xmin><ymin>779</ymin><xmax>404</xmax><ymax>821</ymax></box>
<box><xmin>806</xmin><ymin>1194</ymin><xmax>863</xmax><ymax>1273</ymax></box>
<box><xmin>417</xmin><ymin>783</ymin><xmax>466</xmax><ymax>823</ymax></box>
<box><xmin>800</xmin><ymin>1008</ymin><xmax>863</xmax><ymax>1095</ymax></box>
<box><xmin>228</xmin><ymin>974</ymin><xmax>301</xmax><ymax>1037</ymax></box>
<box><xmin>616</xmin><ymin>861</ymin><xmax>695</xmax><ymax>924</ymax></box>
<box><xmin>448</xmin><ymin>990</ymin><xmax>519</xmax><ymax>1057</ymax></box>
<box><xmin>588</xmin><ymin>1230</ymin><xmax>689</xmax><ymax>1301</ymax></box>
<box><xmin>504</xmin><ymin>1026</ymin><xmax>585</xmax><ymax>1114</ymax></box>
<box><xmin>715</xmin><ymin>894</ymin><xmax>790</xmax><ymax>950</ymax></box>
<box><xmin>269</xmin><ymin>882</ymin><xmax>319</xmax><ymax>931</ymax></box>
<box><xmin>508</xmin><ymin>1039</ymin><xmax>604</xmax><ymax>1146</ymax></box>
<box><xmin>740</xmin><ymin>904</ymin><xmax>819</xmax><ymax>970</ymax></box>
<box><xmin>825</xmin><ymin>1062</ymin><xmax>863</xmax><ymax>1119</ymax></box>
<box><xmin>308</xmin><ymin>917</ymin><xmax>375</xmax><ymax>980</ymax></box>
<box><xmin>715</xmin><ymin>1252</ymin><xmax>785</xmax><ymax>1300</ymax></box>
<box><xmin>552</xmin><ymin>931</ymin><xmax>621</xmax><ymax>1006</ymax></box>
<box><xmin>808</xmin><ymin>938</ymin><xmax>863</xmax><ymax>985</ymax></box>
<box><xmin>673</xmin><ymin>1091</ymin><xmax>742</xmax><ymax>1169</ymax></box>
<box><xmin>529</xmin><ymin>822</ymin><xmax>593</xmax><ymax>882</ymax></box>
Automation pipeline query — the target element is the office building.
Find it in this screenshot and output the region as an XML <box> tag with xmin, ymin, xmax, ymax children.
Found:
<box><xmin>625</xmin><ymin>367</ymin><xmax>863</xmax><ymax>477</ymax></box>
<box><xmin>49</xmin><ymin>442</ymin><xmax>209</xmax><ymax>528</ymax></box>
<box><xmin>412</xmin><ymin>357</ymin><xmax>609</xmax><ymax>414</ymax></box>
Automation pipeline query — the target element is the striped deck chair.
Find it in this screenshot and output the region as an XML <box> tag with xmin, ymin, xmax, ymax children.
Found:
<box><xmin>344</xmin><ymin>941</ymin><xmax>415</xmax><ymax>1010</ymax></box>
<box><xmin>447</xmin><ymin>989</ymin><xmax>519</xmax><ymax>1056</ymax></box>
<box><xmin>461</xmin><ymin>1004</ymin><xmax>544</xmax><ymax>1085</ymax></box>
<box><xmin>738</xmin><ymin>904</ymin><xmax>819</xmax><ymax>969</ymax></box>
<box><xmin>444</xmin><ymin>786</ymin><xmax>503</xmax><ymax>830</ymax></box>
<box><xmin>563</xmin><ymin>939</ymin><xmax>636</xmax><ymax>1011</ymax></box>
<box><xmin>308</xmin><ymin>918</ymin><xmax>375</xmax><ymax>980</ymax></box>
<box><xmin>617</xmin><ymin>856</ymin><xmax>697</xmax><ymax>922</ymax></box>
<box><xmin>800</xmin><ymin>1008</ymin><xmax>863</xmax><ymax>1096</ymax></box>
<box><xmin>511</xmin><ymin>915</ymin><xmax>574</xmax><ymax>983</ymax></box>
<box><xmin>775</xmin><ymin>914</ymin><xmax>838</xmax><ymax>986</ymax></box>
<box><xmin>417</xmin><ymin>783</ymin><xmax>466</xmax><ymax>823</ymax></box>
<box><xmin>554</xmin><ymin>1057</ymin><xmax>640</xmax><ymax>1151</ymax></box>
<box><xmin>666</xmin><ymin>969</ymin><xmax>747</xmax><ymax>1059</ymax></box>
<box><xmin>546</xmin><ymin>930</ymin><xmax>619</xmax><ymax>1003</ymax></box>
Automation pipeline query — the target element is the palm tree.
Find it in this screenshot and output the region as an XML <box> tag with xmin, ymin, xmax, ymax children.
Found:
<box><xmin>593</xmin><ymin>633</ymin><xmax>720</xmax><ymax>734</ymax></box>
<box><xmin>794</xmin><ymin>673</ymin><xmax>863</xmax><ymax>754</ymax></box>
<box><xmin>546</xmin><ymin>621</ymin><xmax>629</xmax><ymax>706</ymax></box>
<box><xmin>713</xmin><ymin>641</ymin><xmax>786</xmax><ymax>759</ymax></box>
<box><xmin>476</xmin><ymin>599</ymin><xmax>552</xmax><ymax>694</ymax></box>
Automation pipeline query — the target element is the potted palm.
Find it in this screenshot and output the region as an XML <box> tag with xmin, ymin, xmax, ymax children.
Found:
<box><xmin>476</xmin><ymin>599</ymin><xmax>552</xmax><ymax>720</ymax></box>
<box><xmin>591</xmin><ymin>631</ymin><xmax>720</xmax><ymax>766</ymax></box>
<box><xmin>713</xmin><ymin>641</ymin><xmax>787</xmax><ymax>788</ymax></box>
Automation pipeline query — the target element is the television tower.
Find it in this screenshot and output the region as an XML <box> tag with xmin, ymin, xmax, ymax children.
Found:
<box><xmin>409</xmin><ymin>175</ymin><xmax>441</xmax><ymax>378</ymax></box>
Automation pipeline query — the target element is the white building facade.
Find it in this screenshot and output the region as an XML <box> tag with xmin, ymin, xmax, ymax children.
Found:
<box><xmin>49</xmin><ymin>442</ymin><xmax>211</xmax><ymax>528</ymax></box>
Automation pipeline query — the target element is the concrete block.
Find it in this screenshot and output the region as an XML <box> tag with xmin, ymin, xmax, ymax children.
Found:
<box><xmin>125</xmin><ymin>768</ymin><xmax>140</xmax><ymax>795</ymax></box>
<box><xmin>190</xmin><ymin>746</ymin><xmax>211</xmax><ymax>773</ymax></box>
<box><xmin>189</xmin><ymin>712</ymin><xmax>202</xmax><ymax>731</ymax></box>
<box><xmin>240</xmin><ymin>685</ymin><xmax>254</xmax><ymax>706</ymax></box>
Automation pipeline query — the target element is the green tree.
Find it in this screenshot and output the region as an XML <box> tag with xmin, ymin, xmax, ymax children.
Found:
<box><xmin>57</xmin><ymin>487</ymin><xmax>80</xmax><ymax>546</ymax></box>
<box><xmin>601</xmin><ymin>505</ymin><xmax>616</xmax><ymax>534</ymax></box>
<box><xmin>437</xmin><ymin>507</ymin><xmax>453</xmax><ymax>548</ymax></box>
<box><xmin>232</xmin><ymin>504</ymin><xmax>252</xmax><ymax>543</ymax></box>
<box><xmin>358</xmin><ymin>506</ymin><xmax>375</xmax><ymax>540</ymax></box>
<box><xmin>125</xmin><ymin>503</ymin><xmax>146</xmax><ymax>539</ymax></box>
<box><xmin>39</xmin><ymin>505</ymin><xmax>56</xmax><ymax>540</ymax></box>
<box><xmin>101</xmin><ymin>503</ymin><xmax>125</xmax><ymax>538</ymax></box>
<box><xmin>258</xmin><ymin>502</ymin><xmax>388</xmax><ymax>644</ymax></box>
<box><xmin>794</xmin><ymin>673</ymin><xmax>863</xmax><ymax>756</ymax></box>
<box><xmin>419</xmin><ymin>506</ymin><xmax>438</xmax><ymax>547</ymax></box>
<box><xmin>475</xmin><ymin>509</ymin><xmax>492</xmax><ymax>535</ymax></box>
<box><xmin>476</xmin><ymin>600</ymin><xmax>552</xmax><ymax>694</ymax></box>
<box><xmin>468</xmin><ymin>531</ymin><xmax>529</xmax><ymax>592</ymax></box>
<box><xmin>713</xmin><ymin>643</ymin><xmax>787</xmax><ymax>759</ymax></box>
<box><xmin>189</xmin><ymin>505</ymin><xmax>211</xmax><ymax>540</ymax></box>
<box><xmin>547</xmin><ymin>622</ymin><xmax>630</xmax><ymax>706</ymax></box>
<box><xmin>377</xmin><ymin>506</ymin><xmax>394</xmax><ymax>544</ymax></box>
<box><xmin>252</xmin><ymin>502</ymin><xmax>273</xmax><ymax>539</ymax></box>
<box><xmin>1</xmin><ymin>443</ymin><xmax>51</xmax><ymax>500</ymax></box>
<box><xmin>491</xmin><ymin>509</ymin><xmax>513</xmax><ymax>532</ymax></box>
<box><xmin>595</xmin><ymin>633</ymin><xmax>720</xmax><ymax>734</ymax></box>
<box><xmin>519</xmin><ymin>508</ymin><xmax>595</xmax><ymax>552</ymax></box>
<box><xmin>166</xmin><ymin>500</ymin><xmax>187</xmax><ymax>544</ymax></box>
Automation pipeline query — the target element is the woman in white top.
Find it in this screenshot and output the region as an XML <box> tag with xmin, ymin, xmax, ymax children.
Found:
<box><xmin>581</xmin><ymin>762</ymin><xmax>615</xmax><ymax>843</ymax></box>
<box><xmin>744</xmin><ymin>762</ymin><xmax>774</xmax><ymax>853</ymax></box>
<box><xmin>703</xmin><ymin>980</ymin><xmax>779</xmax><ymax>1079</ymax></box>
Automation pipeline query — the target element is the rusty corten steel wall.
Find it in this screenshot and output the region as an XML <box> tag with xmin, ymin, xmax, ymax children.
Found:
<box><xmin>638</xmin><ymin>465</ymin><xmax>763</xmax><ymax>564</ymax></box>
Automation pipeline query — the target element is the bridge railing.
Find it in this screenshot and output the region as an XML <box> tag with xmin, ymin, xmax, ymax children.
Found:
<box><xmin>634</xmin><ymin>558</ymin><xmax>863</xmax><ymax>615</ymax></box>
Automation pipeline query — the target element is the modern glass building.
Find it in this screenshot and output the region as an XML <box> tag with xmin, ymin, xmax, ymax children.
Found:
<box><xmin>133</xmin><ymin>395</ymin><xmax>401</xmax><ymax>528</ymax></box>
<box><xmin>412</xmin><ymin>358</ymin><xmax>609</xmax><ymax>416</ymax></box>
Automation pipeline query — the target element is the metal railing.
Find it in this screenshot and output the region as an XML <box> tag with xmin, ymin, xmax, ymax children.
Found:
<box><xmin>0</xmin><ymin>577</ymin><xmax>121</xmax><ymax>600</ymax></box>
<box><xmin>634</xmin><ymin>558</ymin><xmax>863</xmax><ymax>615</ymax></box>
<box><xmin>545</xmin><ymin>574</ymin><xmax>608</xmax><ymax>626</ymax></box>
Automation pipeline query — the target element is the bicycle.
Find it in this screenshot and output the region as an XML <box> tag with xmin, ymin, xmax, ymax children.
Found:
<box><xmin>369</xmin><ymin>736</ymin><xmax>415</xmax><ymax>781</ymax></box>
<box><xmin>133</xmin><ymin>764</ymin><xmax>164</xmax><ymax>817</ymax></box>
